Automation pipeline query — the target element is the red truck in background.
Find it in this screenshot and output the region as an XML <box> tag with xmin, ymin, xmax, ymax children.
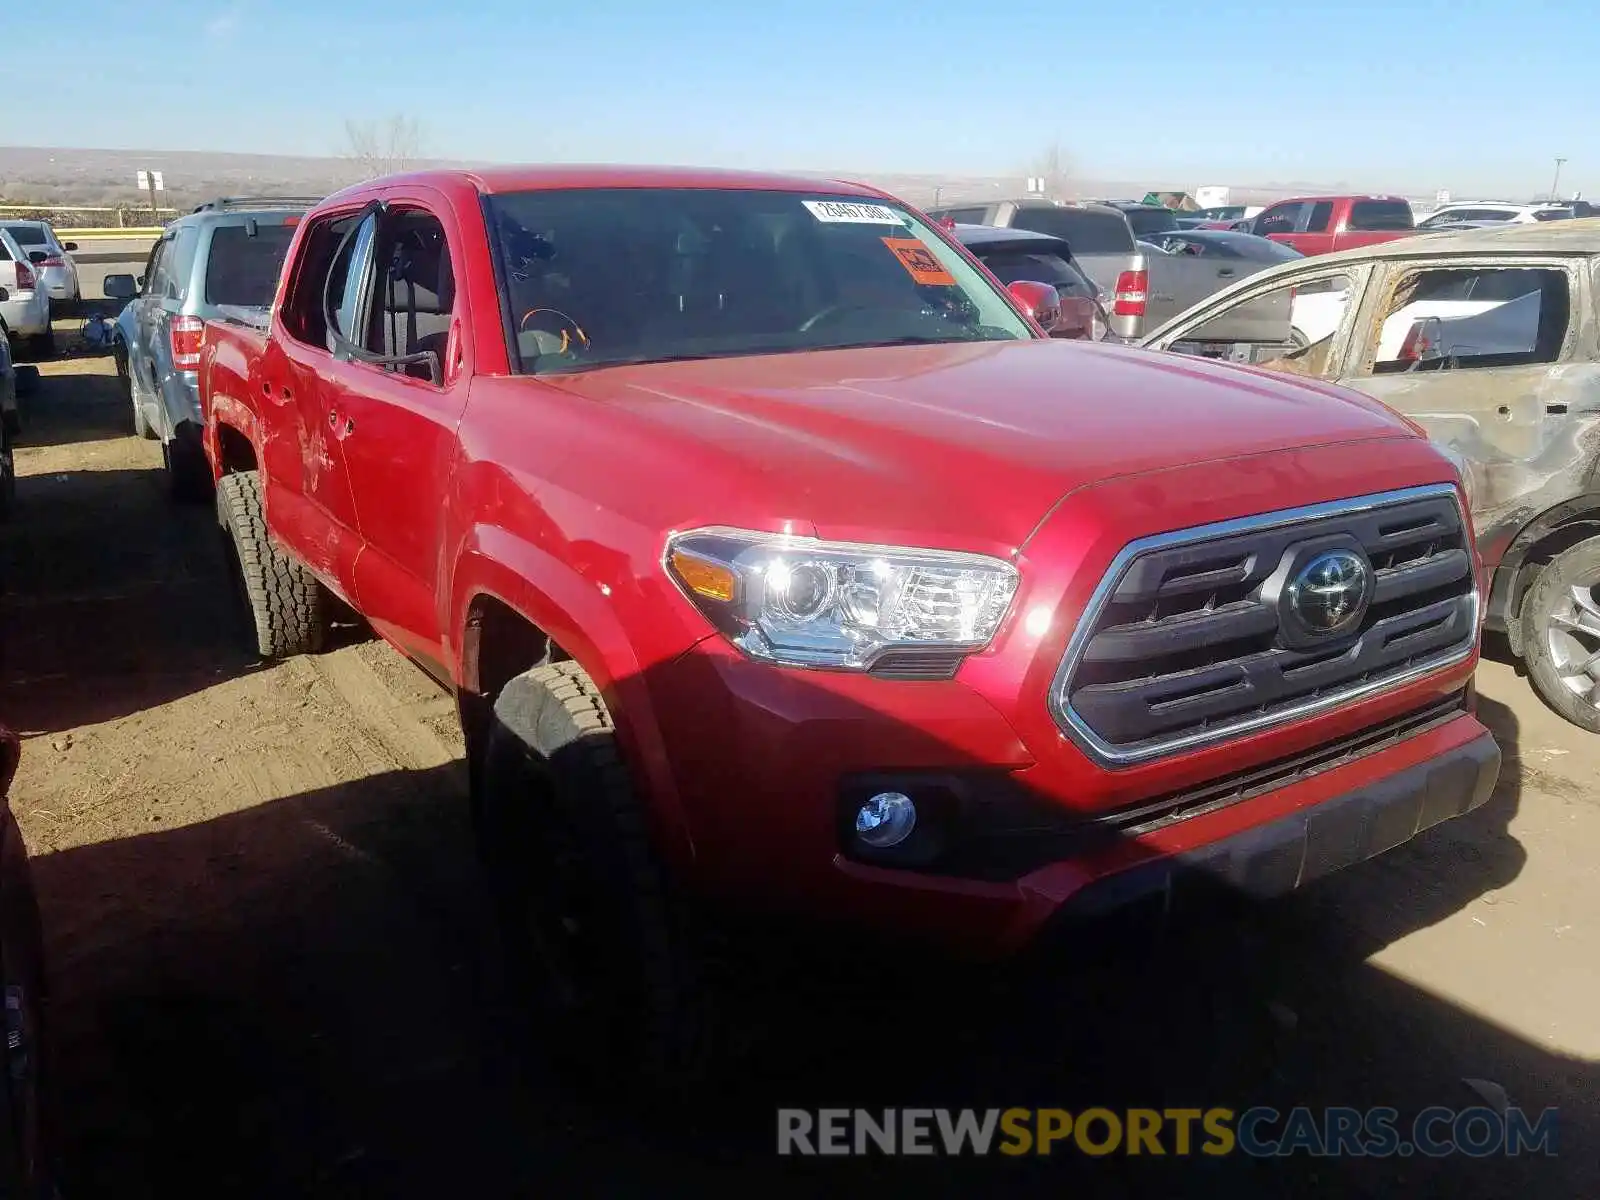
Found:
<box><xmin>196</xmin><ymin>165</ymin><xmax>1496</xmax><ymax>1090</ymax></box>
<box><xmin>1248</xmin><ymin>194</ymin><xmax>1418</xmax><ymax>256</ymax></box>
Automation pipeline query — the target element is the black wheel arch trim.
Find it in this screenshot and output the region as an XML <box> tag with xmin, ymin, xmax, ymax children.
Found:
<box><xmin>1486</xmin><ymin>491</ymin><xmax>1600</xmax><ymax>645</ymax></box>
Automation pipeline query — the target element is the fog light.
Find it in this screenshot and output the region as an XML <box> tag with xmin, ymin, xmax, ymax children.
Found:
<box><xmin>854</xmin><ymin>792</ymin><xmax>917</xmax><ymax>848</ymax></box>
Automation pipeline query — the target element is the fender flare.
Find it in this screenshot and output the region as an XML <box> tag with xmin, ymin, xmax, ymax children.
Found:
<box><xmin>1487</xmin><ymin>491</ymin><xmax>1600</xmax><ymax>646</ymax></box>
<box><xmin>204</xmin><ymin>395</ymin><xmax>261</xmax><ymax>480</ymax></box>
<box><xmin>448</xmin><ymin>529</ymin><xmax>696</xmax><ymax>873</ymax></box>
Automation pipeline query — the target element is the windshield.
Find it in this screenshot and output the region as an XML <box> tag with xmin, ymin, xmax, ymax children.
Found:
<box><xmin>487</xmin><ymin>188</ymin><xmax>1033</xmax><ymax>375</ymax></box>
<box><xmin>1124</xmin><ymin>207</ymin><xmax>1179</xmax><ymax>237</ymax></box>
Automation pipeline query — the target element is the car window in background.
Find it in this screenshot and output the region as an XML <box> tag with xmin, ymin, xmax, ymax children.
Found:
<box><xmin>1011</xmin><ymin>208</ymin><xmax>1135</xmax><ymax>254</ymax></box>
<box><xmin>1</xmin><ymin>225</ymin><xmax>48</xmax><ymax>248</ymax></box>
<box><xmin>1123</xmin><ymin>207</ymin><xmax>1179</xmax><ymax>238</ymax></box>
<box><xmin>974</xmin><ymin>249</ymin><xmax>1096</xmax><ymax>297</ymax></box>
<box><xmin>1306</xmin><ymin>201</ymin><xmax>1335</xmax><ymax>233</ymax></box>
<box><xmin>1254</xmin><ymin>202</ymin><xmax>1307</xmax><ymax>235</ymax></box>
<box><xmin>935</xmin><ymin>207</ymin><xmax>989</xmax><ymax>224</ymax></box>
<box><xmin>1533</xmin><ymin>208</ymin><xmax>1575</xmax><ymax>222</ymax></box>
<box><xmin>203</xmin><ymin>224</ymin><xmax>298</xmax><ymax>306</ymax></box>
<box><xmin>1347</xmin><ymin>200</ymin><xmax>1414</xmax><ymax>231</ymax></box>
<box><xmin>1369</xmin><ymin>266</ymin><xmax>1569</xmax><ymax>374</ymax></box>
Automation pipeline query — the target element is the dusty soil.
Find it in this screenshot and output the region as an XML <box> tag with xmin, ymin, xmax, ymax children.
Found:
<box><xmin>0</xmin><ymin>346</ymin><xmax>1595</xmax><ymax>1197</ymax></box>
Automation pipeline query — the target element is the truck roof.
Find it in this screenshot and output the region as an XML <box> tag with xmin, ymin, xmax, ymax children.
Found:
<box><xmin>322</xmin><ymin>164</ymin><xmax>890</xmax><ymax>203</ymax></box>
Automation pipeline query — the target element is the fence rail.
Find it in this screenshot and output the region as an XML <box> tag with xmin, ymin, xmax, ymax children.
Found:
<box><xmin>0</xmin><ymin>202</ymin><xmax>180</xmax><ymax>227</ymax></box>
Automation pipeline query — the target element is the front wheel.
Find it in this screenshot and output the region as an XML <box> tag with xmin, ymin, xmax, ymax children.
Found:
<box><xmin>475</xmin><ymin>661</ymin><xmax>709</xmax><ymax>1097</ymax></box>
<box><xmin>1521</xmin><ymin>538</ymin><xmax>1600</xmax><ymax>733</ymax></box>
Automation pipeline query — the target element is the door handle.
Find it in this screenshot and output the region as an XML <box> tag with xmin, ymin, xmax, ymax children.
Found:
<box><xmin>1217</xmin><ymin>268</ymin><xmax>1236</xmax><ymax>277</ymax></box>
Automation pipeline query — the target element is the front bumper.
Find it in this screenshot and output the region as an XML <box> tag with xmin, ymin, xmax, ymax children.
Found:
<box><xmin>647</xmin><ymin>632</ymin><xmax>1492</xmax><ymax>957</ymax></box>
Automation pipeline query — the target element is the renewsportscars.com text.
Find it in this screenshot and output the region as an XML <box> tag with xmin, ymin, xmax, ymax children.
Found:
<box><xmin>777</xmin><ymin>1106</ymin><xmax>1558</xmax><ymax>1158</ymax></box>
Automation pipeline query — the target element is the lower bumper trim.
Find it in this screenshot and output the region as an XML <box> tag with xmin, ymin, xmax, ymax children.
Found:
<box><xmin>1044</xmin><ymin>729</ymin><xmax>1501</xmax><ymax>924</ymax></box>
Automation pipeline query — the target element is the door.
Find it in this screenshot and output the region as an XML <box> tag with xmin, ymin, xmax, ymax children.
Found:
<box><xmin>1329</xmin><ymin>258</ymin><xmax>1587</xmax><ymax>565</ymax></box>
<box><xmin>337</xmin><ymin>198</ymin><xmax>473</xmax><ymax>670</ymax></box>
<box><xmin>129</xmin><ymin>237</ymin><xmax>168</xmax><ymax>400</ymax></box>
<box><xmin>1143</xmin><ymin>235</ymin><xmax>1249</xmax><ymax>328</ymax></box>
<box><xmin>263</xmin><ymin>208</ymin><xmax>379</xmax><ymax>603</ymax></box>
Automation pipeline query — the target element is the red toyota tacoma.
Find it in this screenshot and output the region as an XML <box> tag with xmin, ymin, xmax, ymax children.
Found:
<box><xmin>197</xmin><ymin>166</ymin><xmax>1497</xmax><ymax>1085</ymax></box>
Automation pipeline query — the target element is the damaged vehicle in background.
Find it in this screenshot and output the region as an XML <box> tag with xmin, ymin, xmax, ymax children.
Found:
<box><xmin>1141</xmin><ymin>220</ymin><xmax>1600</xmax><ymax>732</ymax></box>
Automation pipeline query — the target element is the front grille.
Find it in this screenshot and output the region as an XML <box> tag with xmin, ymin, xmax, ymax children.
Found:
<box><xmin>1052</xmin><ymin>485</ymin><xmax>1477</xmax><ymax>766</ymax></box>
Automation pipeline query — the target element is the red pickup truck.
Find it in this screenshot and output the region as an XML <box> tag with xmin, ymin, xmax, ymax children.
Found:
<box><xmin>1248</xmin><ymin>194</ymin><xmax>1418</xmax><ymax>256</ymax></box>
<box><xmin>197</xmin><ymin>166</ymin><xmax>1497</xmax><ymax>1087</ymax></box>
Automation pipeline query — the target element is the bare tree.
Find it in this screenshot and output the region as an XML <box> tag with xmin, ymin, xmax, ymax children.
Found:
<box><xmin>342</xmin><ymin>116</ymin><xmax>426</xmax><ymax>180</ymax></box>
<box><xmin>1029</xmin><ymin>142</ymin><xmax>1074</xmax><ymax>200</ymax></box>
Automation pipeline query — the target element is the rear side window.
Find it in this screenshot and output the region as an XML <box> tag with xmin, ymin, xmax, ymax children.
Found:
<box><xmin>1347</xmin><ymin>201</ymin><xmax>1414</xmax><ymax>232</ymax></box>
<box><xmin>1306</xmin><ymin>202</ymin><xmax>1335</xmax><ymax>233</ymax></box>
<box><xmin>934</xmin><ymin>207</ymin><xmax>989</xmax><ymax>225</ymax></box>
<box><xmin>2</xmin><ymin>225</ymin><xmax>47</xmax><ymax>247</ymax></box>
<box><xmin>0</xmin><ymin>238</ymin><xmax>11</xmax><ymax>263</ymax></box>
<box><xmin>974</xmin><ymin>249</ymin><xmax>1094</xmax><ymax>296</ymax></box>
<box><xmin>1010</xmin><ymin>208</ymin><xmax>1134</xmax><ymax>254</ymax></box>
<box><xmin>151</xmin><ymin>225</ymin><xmax>201</xmax><ymax>300</ymax></box>
<box><xmin>1370</xmin><ymin>266</ymin><xmax>1569</xmax><ymax>374</ymax></box>
<box><xmin>203</xmin><ymin>223</ymin><xmax>298</xmax><ymax>306</ymax></box>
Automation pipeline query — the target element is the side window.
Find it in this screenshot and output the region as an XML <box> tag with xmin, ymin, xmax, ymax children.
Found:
<box><xmin>364</xmin><ymin>209</ymin><xmax>456</xmax><ymax>383</ymax></box>
<box><xmin>1347</xmin><ymin>200</ymin><xmax>1414</xmax><ymax>232</ymax></box>
<box><xmin>1254</xmin><ymin>203</ymin><xmax>1305</xmax><ymax>236</ymax></box>
<box><xmin>280</xmin><ymin>212</ymin><xmax>364</xmax><ymax>351</ymax></box>
<box><xmin>936</xmin><ymin>207</ymin><xmax>988</xmax><ymax>225</ymax></box>
<box><xmin>165</xmin><ymin>226</ymin><xmax>200</xmax><ymax>301</ymax></box>
<box><xmin>1366</xmin><ymin>267</ymin><xmax>1570</xmax><ymax>375</ymax></box>
<box><xmin>143</xmin><ymin>239</ymin><xmax>169</xmax><ymax>297</ymax></box>
<box><xmin>1306</xmin><ymin>201</ymin><xmax>1335</xmax><ymax>233</ymax></box>
<box><xmin>1166</xmin><ymin>271</ymin><xmax>1357</xmax><ymax>380</ymax></box>
<box><xmin>0</xmin><ymin>238</ymin><xmax>11</xmax><ymax>263</ymax></box>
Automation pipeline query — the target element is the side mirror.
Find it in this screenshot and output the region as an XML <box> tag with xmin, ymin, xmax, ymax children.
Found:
<box><xmin>136</xmin><ymin>275</ymin><xmax>146</xmax><ymax>289</ymax></box>
<box><xmin>1007</xmin><ymin>280</ymin><xmax>1063</xmax><ymax>333</ymax></box>
<box><xmin>103</xmin><ymin>273</ymin><xmax>139</xmax><ymax>301</ymax></box>
<box><xmin>1399</xmin><ymin>316</ymin><xmax>1447</xmax><ymax>371</ymax></box>
<box><xmin>27</xmin><ymin>250</ymin><xmax>47</xmax><ymax>265</ymax></box>
<box><xmin>63</xmin><ymin>242</ymin><xmax>78</xmax><ymax>252</ymax></box>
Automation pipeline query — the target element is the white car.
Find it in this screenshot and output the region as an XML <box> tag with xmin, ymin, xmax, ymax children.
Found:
<box><xmin>0</xmin><ymin>228</ymin><xmax>53</xmax><ymax>360</ymax></box>
<box><xmin>0</xmin><ymin>221</ymin><xmax>81</xmax><ymax>311</ymax></box>
<box><xmin>1416</xmin><ymin>202</ymin><xmax>1573</xmax><ymax>229</ymax></box>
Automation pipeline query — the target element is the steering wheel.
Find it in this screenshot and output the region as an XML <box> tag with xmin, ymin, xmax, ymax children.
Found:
<box><xmin>798</xmin><ymin>301</ymin><xmax>880</xmax><ymax>334</ymax></box>
<box><xmin>518</xmin><ymin>307</ymin><xmax>590</xmax><ymax>357</ymax></box>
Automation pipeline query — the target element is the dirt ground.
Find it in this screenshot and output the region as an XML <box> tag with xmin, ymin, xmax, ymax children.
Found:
<box><xmin>0</xmin><ymin>343</ymin><xmax>1596</xmax><ymax>1197</ymax></box>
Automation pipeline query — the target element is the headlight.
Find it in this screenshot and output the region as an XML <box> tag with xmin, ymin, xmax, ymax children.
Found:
<box><xmin>665</xmin><ymin>526</ymin><xmax>1020</xmax><ymax>671</ymax></box>
<box><xmin>1436</xmin><ymin>443</ymin><xmax>1477</xmax><ymax>511</ymax></box>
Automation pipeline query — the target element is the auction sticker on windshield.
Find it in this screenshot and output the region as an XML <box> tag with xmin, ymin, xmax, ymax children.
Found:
<box><xmin>881</xmin><ymin>237</ymin><xmax>956</xmax><ymax>286</ymax></box>
<box><xmin>803</xmin><ymin>200</ymin><xmax>904</xmax><ymax>224</ymax></box>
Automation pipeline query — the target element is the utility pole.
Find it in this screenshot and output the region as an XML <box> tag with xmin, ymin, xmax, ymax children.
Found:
<box><xmin>1549</xmin><ymin>157</ymin><xmax>1567</xmax><ymax>202</ymax></box>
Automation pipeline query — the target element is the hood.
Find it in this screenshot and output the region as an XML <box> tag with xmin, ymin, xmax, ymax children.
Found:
<box><xmin>544</xmin><ymin>339</ymin><xmax>1420</xmax><ymax>551</ymax></box>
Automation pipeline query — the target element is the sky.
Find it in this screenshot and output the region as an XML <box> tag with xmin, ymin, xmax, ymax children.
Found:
<box><xmin>13</xmin><ymin>0</ymin><xmax>1593</xmax><ymax>198</ymax></box>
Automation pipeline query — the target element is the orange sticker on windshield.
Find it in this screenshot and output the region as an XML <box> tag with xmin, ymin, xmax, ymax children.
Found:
<box><xmin>881</xmin><ymin>237</ymin><xmax>957</xmax><ymax>286</ymax></box>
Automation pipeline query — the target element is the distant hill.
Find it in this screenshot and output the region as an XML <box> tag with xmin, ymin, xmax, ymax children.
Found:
<box><xmin>0</xmin><ymin>144</ymin><xmax>1404</xmax><ymax>214</ymax></box>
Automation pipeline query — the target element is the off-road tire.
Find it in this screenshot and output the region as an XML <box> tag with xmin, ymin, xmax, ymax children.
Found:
<box><xmin>476</xmin><ymin>661</ymin><xmax>708</xmax><ymax>1098</ymax></box>
<box><xmin>1521</xmin><ymin>538</ymin><xmax>1600</xmax><ymax>734</ymax></box>
<box><xmin>216</xmin><ymin>471</ymin><xmax>327</xmax><ymax>659</ymax></box>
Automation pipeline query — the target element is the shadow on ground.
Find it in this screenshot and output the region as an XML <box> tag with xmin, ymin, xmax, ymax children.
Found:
<box><xmin>26</xmin><ymin>686</ymin><xmax>1595</xmax><ymax>1199</ymax></box>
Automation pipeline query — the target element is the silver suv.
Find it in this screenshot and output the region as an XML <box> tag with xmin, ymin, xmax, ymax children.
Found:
<box><xmin>105</xmin><ymin>196</ymin><xmax>319</xmax><ymax>499</ymax></box>
<box><xmin>928</xmin><ymin>199</ymin><xmax>1151</xmax><ymax>338</ymax></box>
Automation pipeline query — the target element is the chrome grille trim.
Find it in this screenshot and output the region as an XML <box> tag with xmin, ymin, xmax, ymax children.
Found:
<box><xmin>1050</xmin><ymin>484</ymin><xmax>1478</xmax><ymax>768</ymax></box>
